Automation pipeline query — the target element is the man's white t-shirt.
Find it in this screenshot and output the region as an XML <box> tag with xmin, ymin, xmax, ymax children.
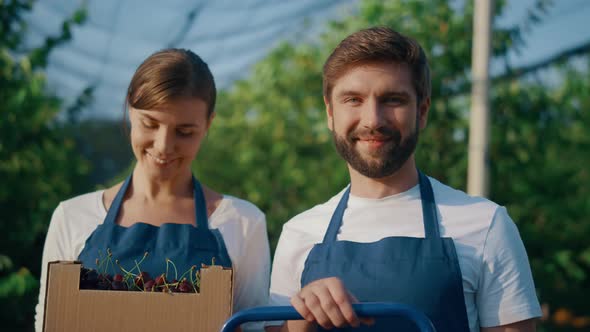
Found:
<box><xmin>36</xmin><ymin>190</ymin><xmax>270</xmax><ymax>332</ymax></box>
<box><xmin>269</xmin><ymin>177</ymin><xmax>541</xmax><ymax>331</ymax></box>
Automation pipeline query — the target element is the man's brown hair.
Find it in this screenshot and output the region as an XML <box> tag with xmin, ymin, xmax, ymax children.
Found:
<box><xmin>323</xmin><ymin>26</ymin><xmax>431</xmax><ymax>105</ymax></box>
<box><xmin>126</xmin><ymin>48</ymin><xmax>216</xmax><ymax>116</ymax></box>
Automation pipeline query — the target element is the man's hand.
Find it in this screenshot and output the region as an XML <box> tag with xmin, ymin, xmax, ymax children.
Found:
<box><xmin>290</xmin><ymin>277</ymin><xmax>373</xmax><ymax>330</ymax></box>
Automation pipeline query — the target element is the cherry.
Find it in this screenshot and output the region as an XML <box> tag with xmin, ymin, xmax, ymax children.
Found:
<box><xmin>98</xmin><ymin>274</ymin><xmax>112</xmax><ymax>282</ymax></box>
<box><xmin>80</xmin><ymin>268</ymin><xmax>99</xmax><ymax>289</ymax></box>
<box><xmin>94</xmin><ymin>273</ymin><xmax>111</xmax><ymax>290</ymax></box>
<box><xmin>177</xmin><ymin>280</ymin><xmax>193</xmax><ymax>293</ymax></box>
<box><xmin>96</xmin><ymin>279</ymin><xmax>110</xmax><ymax>290</ymax></box>
<box><xmin>143</xmin><ymin>279</ymin><xmax>156</xmax><ymax>292</ymax></box>
<box><xmin>134</xmin><ymin>271</ymin><xmax>152</xmax><ymax>288</ymax></box>
<box><xmin>111</xmin><ymin>280</ymin><xmax>128</xmax><ymax>291</ymax></box>
<box><xmin>80</xmin><ymin>267</ymin><xmax>91</xmax><ymax>278</ymax></box>
<box><xmin>154</xmin><ymin>275</ymin><xmax>166</xmax><ymax>286</ymax></box>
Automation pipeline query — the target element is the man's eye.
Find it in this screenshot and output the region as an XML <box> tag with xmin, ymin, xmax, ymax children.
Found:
<box><xmin>345</xmin><ymin>97</ymin><xmax>361</xmax><ymax>104</ymax></box>
<box><xmin>384</xmin><ymin>97</ymin><xmax>403</xmax><ymax>104</ymax></box>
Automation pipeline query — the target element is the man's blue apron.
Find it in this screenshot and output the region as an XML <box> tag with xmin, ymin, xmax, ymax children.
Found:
<box><xmin>78</xmin><ymin>175</ymin><xmax>232</xmax><ymax>279</ymax></box>
<box><xmin>301</xmin><ymin>172</ymin><xmax>470</xmax><ymax>331</ymax></box>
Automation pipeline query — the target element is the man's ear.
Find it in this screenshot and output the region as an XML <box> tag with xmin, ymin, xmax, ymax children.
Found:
<box><xmin>324</xmin><ymin>95</ymin><xmax>334</xmax><ymax>132</ymax></box>
<box><xmin>418</xmin><ymin>97</ymin><xmax>430</xmax><ymax>130</ymax></box>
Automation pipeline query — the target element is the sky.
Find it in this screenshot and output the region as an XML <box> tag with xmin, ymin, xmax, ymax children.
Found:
<box><xmin>23</xmin><ymin>0</ymin><xmax>590</xmax><ymax>119</ymax></box>
<box><xmin>496</xmin><ymin>0</ymin><xmax>590</xmax><ymax>68</ymax></box>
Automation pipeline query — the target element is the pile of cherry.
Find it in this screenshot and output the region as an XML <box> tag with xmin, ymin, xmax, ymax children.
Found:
<box><xmin>79</xmin><ymin>250</ymin><xmax>206</xmax><ymax>293</ymax></box>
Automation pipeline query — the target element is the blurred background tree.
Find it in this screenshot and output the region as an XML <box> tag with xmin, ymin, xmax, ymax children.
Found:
<box><xmin>196</xmin><ymin>0</ymin><xmax>589</xmax><ymax>330</ymax></box>
<box><xmin>2</xmin><ymin>0</ymin><xmax>588</xmax><ymax>330</ymax></box>
<box><xmin>0</xmin><ymin>0</ymin><xmax>89</xmax><ymax>329</ymax></box>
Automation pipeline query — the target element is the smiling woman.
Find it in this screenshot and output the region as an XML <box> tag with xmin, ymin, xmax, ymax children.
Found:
<box><xmin>35</xmin><ymin>49</ymin><xmax>271</xmax><ymax>332</ymax></box>
<box><xmin>130</xmin><ymin>98</ymin><xmax>211</xmax><ymax>184</ymax></box>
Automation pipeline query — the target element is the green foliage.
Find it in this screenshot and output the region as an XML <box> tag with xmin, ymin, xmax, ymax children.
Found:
<box><xmin>197</xmin><ymin>0</ymin><xmax>523</xmax><ymax>253</ymax></box>
<box><xmin>491</xmin><ymin>59</ymin><xmax>590</xmax><ymax>329</ymax></box>
<box><xmin>196</xmin><ymin>41</ymin><xmax>344</xmax><ymax>247</ymax></box>
<box><xmin>2</xmin><ymin>0</ymin><xmax>586</xmax><ymax>330</ymax></box>
<box><xmin>0</xmin><ymin>0</ymin><xmax>88</xmax><ymax>329</ymax></box>
<box><xmin>194</xmin><ymin>0</ymin><xmax>589</xmax><ymax>329</ymax></box>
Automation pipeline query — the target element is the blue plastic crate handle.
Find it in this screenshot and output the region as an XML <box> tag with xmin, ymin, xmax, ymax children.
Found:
<box><xmin>220</xmin><ymin>302</ymin><xmax>436</xmax><ymax>332</ymax></box>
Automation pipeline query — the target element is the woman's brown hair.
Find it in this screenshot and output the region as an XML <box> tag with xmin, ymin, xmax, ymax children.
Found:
<box><xmin>126</xmin><ymin>48</ymin><xmax>216</xmax><ymax>116</ymax></box>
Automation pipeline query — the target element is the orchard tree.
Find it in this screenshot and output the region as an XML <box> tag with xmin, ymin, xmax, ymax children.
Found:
<box><xmin>195</xmin><ymin>0</ymin><xmax>589</xmax><ymax>330</ymax></box>
<box><xmin>0</xmin><ymin>0</ymin><xmax>88</xmax><ymax>329</ymax></box>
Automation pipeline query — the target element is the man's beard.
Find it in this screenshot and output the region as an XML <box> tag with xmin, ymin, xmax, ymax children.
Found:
<box><xmin>333</xmin><ymin>122</ymin><xmax>419</xmax><ymax>179</ymax></box>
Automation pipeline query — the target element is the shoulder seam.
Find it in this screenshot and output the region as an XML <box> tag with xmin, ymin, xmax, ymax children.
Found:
<box><xmin>477</xmin><ymin>205</ymin><xmax>502</xmax><ymax>288</ymax></box>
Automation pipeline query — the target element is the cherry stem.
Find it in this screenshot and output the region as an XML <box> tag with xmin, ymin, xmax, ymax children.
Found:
<box><xmin>166</xmin><ymin>258</ymin><xmax>178</xmax><ymax>280</ymax></box>
<box><xmin>106</xmin><ymin>249</ymin><xmax>116</xmax><ymax>276</ymax></box>
<box><xmin>189</xmin><ymin>266</ymin><xmax>197</xmax><ymax>292</ymax></box>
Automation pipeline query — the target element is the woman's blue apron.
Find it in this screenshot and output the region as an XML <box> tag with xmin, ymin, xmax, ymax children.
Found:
<box><xmin>78</xmin><ymin>175</ymin><xmax>232</xmax><ymax>279</ymax></box>
<box><xmin>301</xmin><ymin>172</ymin><xmax>470</xmax><ymax>331</ymax></box>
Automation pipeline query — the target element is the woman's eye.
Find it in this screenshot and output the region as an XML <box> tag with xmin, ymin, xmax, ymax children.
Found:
<box><xmin>142</xmin><ymin>121</ymin><xmax>157</xmax><ymax>129</ymax></box>
<box><xmin>176</xmin><ymin>130</ymin><xmax>194</xmax><ymax>137</ymax></box>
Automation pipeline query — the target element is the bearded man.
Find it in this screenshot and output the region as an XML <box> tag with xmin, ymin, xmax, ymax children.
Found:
<box><xmin>266</xmin><ymin>27</ymin><xmax>541</xmax><ymax>332</ymax></box>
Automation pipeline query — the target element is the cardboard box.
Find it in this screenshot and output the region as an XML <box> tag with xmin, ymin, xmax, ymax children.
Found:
<box><xmin>43</xmin><ymin>261</ymin><xmax>233</xmax><ymax>332</ymax></box>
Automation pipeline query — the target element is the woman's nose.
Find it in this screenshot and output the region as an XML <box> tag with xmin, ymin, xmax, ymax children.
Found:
<box><xmin>153</xmin><ymin>128</ymin><xmax>174</xmax><ymax>155</ymax></box>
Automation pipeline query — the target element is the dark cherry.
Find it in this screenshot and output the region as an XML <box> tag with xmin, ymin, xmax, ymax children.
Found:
<box><xmin>96</xmin><ymin>279</ymin><xmax>110</xmax><ymax>290</ymax></box>
<box><xmin>143</xmin><ymin>279</ymin><xmax>156</xmax><ymax>292</ymax></box>
<box><xmin>79</xmin><ymin>268</ymin><xmax>99</xmax><ymax>289</ymax></box>
<box><xmin>134</xmin><ymin>271</ymin><xmax>152</xmax><ymax>288</ymax></box>
<box><xmin>111</xmin><ymin>280</ymin><xmax>128</xmax><ymax>291</ymax></box>
<box><xmin>177</xmin><ymin>280</ymin><xmax>193</xmax><ymax>293</ymax></box>
<box><xmin>154</xmin><ymin>275</ymin><xmax>166</xmax><ymax>286</ymax></box>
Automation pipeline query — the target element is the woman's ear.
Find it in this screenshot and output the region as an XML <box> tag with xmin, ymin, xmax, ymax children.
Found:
<box><xmin>206</xmin><ymin>111</ymin><xmax>216</xmax><ymax>131</ymax></box>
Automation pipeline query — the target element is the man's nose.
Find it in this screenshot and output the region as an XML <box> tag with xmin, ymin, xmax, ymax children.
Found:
<box><xmin>361</xmin><ymin>99</ymin><xmax>386</xmax><ymax>129</ymax></box>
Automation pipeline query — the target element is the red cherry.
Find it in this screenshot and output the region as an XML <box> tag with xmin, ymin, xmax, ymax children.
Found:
<box><xmin>155</xmin><ymin>275</ymin><xmax>166</xmax><ymax>286</ymax></box>
<box><xmin>111</xmin><ymin>280</ymin><xmax>128</xmax><ymax>291</ymax></box>
<box><xmin>134</xmin><ymin>271</ymin><xmax>152</xmax><ymax>288</ymax></box>
<box><xmin>177</xmin><ymin>280</ymin><xmax>193</xmax><ymax>293</ymax></box>
<box><xmin>143</xmin><ymin>279</ymin><xmax>156</xmax><ymax>292</ymax></box>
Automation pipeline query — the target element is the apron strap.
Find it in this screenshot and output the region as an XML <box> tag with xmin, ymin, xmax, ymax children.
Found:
<box><xmin>103</xmin><ymin>174</ymin><xmax>210</xmax><ymax>230</ymax></box>
<box><xmin>418</xmin><ymin>172</ymin><xmax>440</xmax><ymax>239</ymax></box>
<box><xmin>322</xmin><ymin>186</ymin><xmax>351</xmax><ymax>244</ymax></box>
<box><xmin>192</xmin><ymin>177</ymin><xmax>209</xmax><ymax>229</ymax></box>
<box><xmin>322</xmin><ymin>171</ymin><xmax>441</xmax><ymax>243</ymax></box>
<box><xmin>103</xmin><ymin>175</ymin><xmax>132</xmax><ymax>225</ymax></box>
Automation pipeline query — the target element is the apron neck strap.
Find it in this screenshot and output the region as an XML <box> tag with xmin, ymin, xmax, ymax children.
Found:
<box><xmin>322</xmin><ymin>171</ymin><xmax>440</xmax><ymax>244</ymax></box>
<box><xmin>418</xmin><ymin>171</ymin><xmax>440</xmax><ymax>238</ymax></box>
<box><xmin>322</xmin><ymin>185</ymin><xmax>351</xmax><ymax>244</ymax></box>
<box><xmin>103</xmin><ymin>174</ymin><xmax>209</xmax><ymax>229</ymax></box>
<box><xmin>103</xmin><ymin>175</ymin><xmax>132</xmax><ymax>225</ymax></box>
<box><xmin>192</xmin><ymin>176</ymin><xmax>209</xmax><ymax>229</ymax></box>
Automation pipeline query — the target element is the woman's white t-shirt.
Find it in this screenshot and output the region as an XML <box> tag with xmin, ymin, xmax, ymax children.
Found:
<box><xmin>36</xmin><ymin>190</ymin><xmax>270</xmax><ymax>332</ymax></box>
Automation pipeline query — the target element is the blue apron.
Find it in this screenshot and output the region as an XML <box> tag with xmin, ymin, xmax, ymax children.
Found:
<box><xmin>301</xmin><ymin>172</ymin><xmax>470</xmax><ymax>331</ymax></box>
<box><xmin>78</xmin><ymin>175</ymin><xmax>232</xmax><ymax>279</ymax></box>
